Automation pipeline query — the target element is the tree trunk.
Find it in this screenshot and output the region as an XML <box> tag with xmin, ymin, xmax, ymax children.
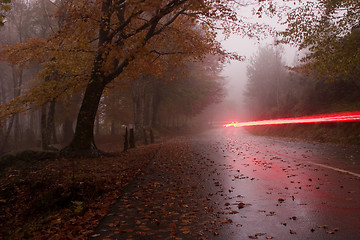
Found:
<box><xmin>131</xmin><ymin>78</ymin><xmax>147</xmax><ymax>144</ymax></box>
<box><xmin>12</xmin><ymin>67</ymin><xmax>23</xmax><ymax>150</ymax></box>
<box><xmin>41</xmin><ymin>103</ymin><xmax>49</xmax><ymax>150</ymax></box>
<box><xmin>123</xmin><ymin>127</ymin><xmax>128</xmax><ymax>152</ymax></box>
<box><xmin>129</xmin><ymin>128</ymin><xmax>135</xmax><ymax>148</ymax></box>
<box><xmin>143</xmin><ymin>128</ymin><xmax>148</xmax><ymax>145</ymax></box>
<box><xmin>47</xmin><ymin>99</ymin><xmax>57</xmax><ymax>144</ymax></box>
<box><xmin>133</xmin><ymin>92</ymin><xmax>145</xmax><ymax>130</ymax></box>
<box><xmin>61</xmin><ymin>0</ymin><xmax>130</xmax><ymax>157</ymax></box>
<box><xmin>61</xmin><ymin>76</ymin><xmax>106</xmax><ymax>156</ymax></box>
<box><xmin>13</xmin><ymin>114</ymin><xmax>20</xmax><ymax>150</ymax></box>
<box><xmin>0</xmin><ymin>115</ymin><xmax>15</xmax><ymax>154</ymax></box>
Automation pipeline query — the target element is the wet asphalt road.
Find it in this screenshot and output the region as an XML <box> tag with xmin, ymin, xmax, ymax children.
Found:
<box><xmin>91</xmin><ymin>127</ymin><xmax>360</xmax><ymax>240</ymax></box>
<box><xmin>191</xmin><ymin>128</ymin><xmax>360</xmax><ymax>240</ymax></box>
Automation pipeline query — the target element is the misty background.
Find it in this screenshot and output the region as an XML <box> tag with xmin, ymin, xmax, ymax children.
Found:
<box><xmin>1</xmin><ymin>0</ymin><xmax>360</xmax><ymax>154</ymax></box>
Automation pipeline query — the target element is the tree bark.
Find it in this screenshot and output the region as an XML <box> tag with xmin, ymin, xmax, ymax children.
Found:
<box><xmin>0</xmin><ymin>115</ymin><xmax>15</xmax><ymax>154</ymax></box>
<box><xmin>41</xmin><ymin>103</ymin><xmax>49</xmax><ymax>150</ymax></box>
<box><xmin>123</xmin><ymin>127</ymin><xmax>128</xmax><ymax>152</ymax></box>
<box><xmin>61</xmin><ymin>76</ymin><xmax>106</xmax><ymax>156</ymax></box>
<box><xmin>47</xmin><ymin>99</ymin><xmax>57</xmax><ymax>144</ymax></box>
<box><xmin>12</xmin><ymin>67</ymin><xmax>23</xmax><ymax>149</ymax></box>
<box><xmin>129</xmin><ymin>128</ymin><xmax>135</xmax><ymax>148</ymax></box>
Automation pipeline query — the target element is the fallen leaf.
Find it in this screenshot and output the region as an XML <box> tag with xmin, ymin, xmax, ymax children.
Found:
<box><xmin>255</xmin><ymin>233</ymin><xmax>266</xmax><ymax>236</ymax></box>
<box><xmin>238</xmin><ymin>202</ymin><xmax>245</xmax><ymax>209</ymax></box>
<box><xmin>266</xmin><ymin>211</ymin><xmax>275</xmax><ymax>216</ymax></box>
<box><xmin>119</xmin><ymin>229</ymin><xmax>134</xmax><ymax>233</ymax></box>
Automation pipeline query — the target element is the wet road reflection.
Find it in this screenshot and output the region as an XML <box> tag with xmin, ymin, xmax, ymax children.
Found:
<box><xmin>191</xmin><ymin>128</ymin><xmax>360</xmax><ymax>240</ymax></box>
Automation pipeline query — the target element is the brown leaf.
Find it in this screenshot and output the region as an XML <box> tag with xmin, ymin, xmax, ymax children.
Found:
<box><xmin>318</xmin><ymin>225</ymin><xmax>328</xmax><ymax>229</ymax></box>
<box><xmin>119</xmin><ymin>229</ymin><xmax>134</xmax><ymax>233</ymax></box>
<box><xmin>255</xmin><ymin>233</ymin><xmax>266</xmax><ymax>236</ymax></box>
<box><xmin>238</xmin><ymin>202</ymin><xmax>245</xmax><ymax>209</ymax></box>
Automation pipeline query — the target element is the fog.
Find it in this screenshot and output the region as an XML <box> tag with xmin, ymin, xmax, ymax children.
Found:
<box><xmin>207</xmin><ymin>20</ymin><xmax>298</xmax><ymax>123</ymax></box>
<box><xmin>1</xmin><ymin>0</ymin><xmax>359</xmax><ymax>155</ymax></box>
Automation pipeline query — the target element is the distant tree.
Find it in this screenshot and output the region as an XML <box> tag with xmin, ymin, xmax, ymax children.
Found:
<box><xmin>129</xmin><ymin>55</ymin><xmax>224</xmax><ymax>133</ymax></box>
<box><xmin>0</xmin><ymin>0</ymin><xmax>11</xmax><ymax>26</ymax></box>
<box><xmin>245</xmin><ymin>45</ymin><xmax>289</xmax><ymax>119</ymax></box>
<box><xmin>60</xmin><ymin>0</ymin><xmax>244</xmax><ymax>156</ymax></box>
<box><xmin>1</xmin><ymin>0</ymin><xmax>265</xmax><ymax>157</ymax></box>
<box><xmin>155</xmin><ymin>56</ymin><xmax>225</xmax><ymax>128</ymax></box>
<box><xmin>279</xmin><ymin>0</ymin><xmax>360</xmax><ymax>116</ymax></box>
<box><xmin>99</xmin><ymin>85</ymin><xmax>134</xmax><ymax>135</ymax></box>
<box><xmin>0</xmin><ymin>0</ymin><xmax>46</xmax><ymax>152</ymax></box>
<box><xmin>281</xmin><ymin>0</ymin><xmax>360</xmax><ymax>82</ymax></box>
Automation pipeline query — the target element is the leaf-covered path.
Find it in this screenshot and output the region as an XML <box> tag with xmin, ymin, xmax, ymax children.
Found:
<box><xmin>89</xmin><ymin>138</ymin><xmax>223</xmax><ymax>239</ymax></box>
<box><xmin>90</xmin><ymin>128</ymin><xmax>360</xmax><ymax>240</ymax></box>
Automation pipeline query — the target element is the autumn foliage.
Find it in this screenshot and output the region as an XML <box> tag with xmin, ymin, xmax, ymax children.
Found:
<box><xmin>0</xmin><ymin>0</ymin><xmax>250</xmax><ymax>155</ymax></box>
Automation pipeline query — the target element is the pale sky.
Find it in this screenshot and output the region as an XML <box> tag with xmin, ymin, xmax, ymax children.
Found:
<box><xmin>213</xmin><ymin>3</ymin><xmax>299</xmax><ymax>121</ymax></box>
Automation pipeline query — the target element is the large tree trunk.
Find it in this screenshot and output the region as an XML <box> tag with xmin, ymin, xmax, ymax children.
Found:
<box><xmin>61</xmin><ymin>76</ymin><xmax>106</xmax><ymax>156</ymax></box>
<box><xmin>60</xmin><ymin>0</ymin><xmax>133</xmax><ymax>157</ymax></box>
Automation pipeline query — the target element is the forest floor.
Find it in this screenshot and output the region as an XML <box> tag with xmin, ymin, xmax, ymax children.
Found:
<box><xmin>0</xmin><ymin>136</ymin><xmax>162</xmax><ymax>239</ymax></box>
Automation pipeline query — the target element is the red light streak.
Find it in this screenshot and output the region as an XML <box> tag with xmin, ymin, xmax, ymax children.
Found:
<box><xmin>224</xmin><ymin>111</ymin><xmax>360</xmax><ymax>128</ymax></box>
